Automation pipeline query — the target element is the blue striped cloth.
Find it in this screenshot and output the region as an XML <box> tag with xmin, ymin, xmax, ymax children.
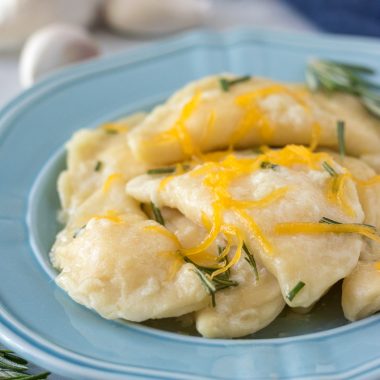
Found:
<box><xmin>283</xmin><ymin>0</ymin><xmax>380</xmax><ymax>37</ymax></box>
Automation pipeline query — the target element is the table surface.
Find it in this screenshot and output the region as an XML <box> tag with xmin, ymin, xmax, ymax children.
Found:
<box><xmin>0</xmin><ymin>1</ymin><xmax>313</xmax><ymax>379</ymax></box>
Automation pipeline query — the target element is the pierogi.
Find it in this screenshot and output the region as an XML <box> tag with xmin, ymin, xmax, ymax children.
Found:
<box><xmin>51</xmin><ymin>74</ymin><xmax>380</xmax><ymax>338</ymax></box>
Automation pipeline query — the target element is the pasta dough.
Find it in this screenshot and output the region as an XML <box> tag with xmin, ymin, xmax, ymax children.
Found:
<box><xmin>127</xmin><ymin>149</ymin><xmax>364</xmax><ymax>308</ymax></box>
<box><xmin>128</xmin><ymin>75</ymin><xmax>380</xmax><ymax>165</ymax></box>
<box><xmin>342</xmin><ymin>261</ymin><xmax>380</xmax><ymax>321</ymax></box>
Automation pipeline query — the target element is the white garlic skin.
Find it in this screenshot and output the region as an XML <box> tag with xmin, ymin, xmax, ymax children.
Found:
<box><xmin>0</xmin><ymin>0</ymin><xmax>101</xmax><ymax>51</ymax></box>
<box><xmin>104</xmin><ymin>0</ymin><xmax>211</xmax><ymax>35</ymax></box>
<box><xmin>19</xmin><ymin>24</ymin><xmax>100</xmax><ymax>88</ymax></box>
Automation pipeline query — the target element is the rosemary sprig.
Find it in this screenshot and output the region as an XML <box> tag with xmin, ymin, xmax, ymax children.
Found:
<box><xmin>260</xmin><ymin>161</ymin><xmax>278</xmax><ymax>170</ymax></box>
<box><xmin>242</xmin><ymin>242</ymin><xmax>259</xmax><ymax>280</ymax></box>
<box><xmin>319</xmin><ymin>216</ymin><xmax>377</xmax><ymax>232</ymax></box>
<box><xmin>150</xmin><ymin>202</ymin><xmax>165</xmax><ymax>226</ymax></box>
<box><xmin>306</xmin><ymin>59</ymin><xmax>380</xmax><ymax>118</ymax></box>
<box><xmin>337</xmin><ymin>120</ymin><xmax>345</xmax><ymax>158</ymax></box>
<box><xmin>184</xmin><ymin>255</ymin><xmax>238</xmax><ymax>307</ymax></box>
<box><xmin>322</xmin><ymin>161</ymin><xmax>338</xmax><ymax>177</ymax></box>
<box><xmin>287</xmin><ymin>281</ymin><xmax>305</xmax><ymax>301</ymax></box>
<box><xmin>0</xmin><ymin>347</ymin><xmax>50</xmax><ymax>379</ymax></box>
<box><xmin>73</xmin><ymin>224</ymin><xmax>86</xmax><ymax>239</ymax></box>
<box><xmin>147</xmin><ymin>167</ymin><xmax>176</xmax><ymax>175</ymax></box>
<box><xmin>94</xmin><ymin>161</ymin><xmax>102</xmax><ymax>172</ymax></box>
<box><xmin>220</xmin><ymin>75</ymin><xmax>251</xmax><ymax>92</ymax></box>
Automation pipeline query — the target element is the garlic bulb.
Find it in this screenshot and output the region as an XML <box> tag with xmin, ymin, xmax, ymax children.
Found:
<box><xmin>19</xmin><ymin>24</ymin><xmax>100</xmax><ymax>88</ymax></box>
<box><xmin>104</xmin><ymin>0</ymin><xmax>211</xmax><ymax>35</ymax></box>
<box><xmin>0</xmin><ymin>0</ymin><xmax>101</xmax><ymax>51</ymax></box>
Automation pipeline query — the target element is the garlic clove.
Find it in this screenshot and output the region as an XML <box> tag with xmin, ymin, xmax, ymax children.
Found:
<box><xmin>0</xmin><ymin>0</ymin><xmax>101</xmax><ymax>52</ymax></box>
<box><xmin>19</xmin><ymin>24</ymin><xmax>100</xmax><ymax>88</ymax></box>
<box><xmin>104</xmin><ymin>0</ymin><xmax>211</xmax><ymax>36</ymax></box>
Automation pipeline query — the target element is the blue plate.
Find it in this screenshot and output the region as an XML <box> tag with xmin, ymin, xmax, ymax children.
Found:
<box><xmin>1</xmin><ymin>28</ymin><xmax>380</xmax><ymax>380</ymax></box>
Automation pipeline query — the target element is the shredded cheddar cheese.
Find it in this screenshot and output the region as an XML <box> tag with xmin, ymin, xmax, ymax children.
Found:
<box><xmin>93</xmin><ymin>210</ymin><xmax>123</xmax><ymax>223</ymax></box>
<box><xmin>275</xmin><ymin>222</ymin><xmax>380</xmax><ymax>244</ymax></box>
<box><xmin>102</xmin><ymin>173</ymin><xmax>124</xmax><ymax>192</ymax></box>
<box><xmin>374</xmin><ymin>262</ymin><xmax>380</xmax><ymax>272</ymax></box>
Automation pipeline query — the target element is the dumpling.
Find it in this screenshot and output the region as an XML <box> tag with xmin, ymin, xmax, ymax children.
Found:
<box><xmin>161</xmin><ymin>208</ymin><xmax>285</xmax><ymax>338</ymax></box>
<box><xmin>342</xmin><ymin>261</ymin><xmax>380</xmax><ymax>321</ymax></box>
<box><xmin>195</xmin><ymin>259</ymin><xmax>285</xmax><ymax>338</ymax></box>
<box><xmin>51</xmin><ymin>180</ymin><xmax>209</xmax><ymax>322</ymax></box>
<box><xmin>127</xmin><ymin>146</ymin><xmax>365</xmax><ymax>308</ymax></box>
<box><xmin>329</xmin><ymin>153</ymin><xmax>380</xmax><ymax>261</ymax></box>
<box><xmin>58</xmin><ymin>112</ymin><xmax>148</xmax><ymax>221</ymax></box>
<box><xmin>127</xmin><ymin>75</ymin><xmax>380</xmax><ymax>165</ymax></box>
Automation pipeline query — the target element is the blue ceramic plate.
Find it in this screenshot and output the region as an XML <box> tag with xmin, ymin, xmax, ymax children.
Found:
<box><xmin>1</xmin><ymin>29</ymin><xmax>380</xmax><ymax>380</ymax></box>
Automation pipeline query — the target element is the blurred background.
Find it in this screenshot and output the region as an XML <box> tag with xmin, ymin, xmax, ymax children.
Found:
<box><xmin>1</xmin><ymin>0</ymin><xmax>380</xmax><ymax>109</ymax></box>
<box><xmin>1</xmin><ymin>0</ymin><xmax>379</xmax><ymax>378</ymax></box>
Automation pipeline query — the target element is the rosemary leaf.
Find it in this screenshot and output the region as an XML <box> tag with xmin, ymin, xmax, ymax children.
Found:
<box><xmin>105</xmin><ymin>129</ymin><xmax>118</xmax><ymax>135</ymax></box>
<box><xmin>0</xmin><ymin>355</ymin><xmax>28</xmax><ymax>371</ymax></box>
<box><xmin>306</xmin><ymin>58</ymin><xmax>380</xmax><ymax>119</ymax></box>
<box><xmin>94</xmin><ymin>161</ymin><xmax>102</xmax><ymax>172</ymax></box>
<box><xmin>73</xmin><ymin>224</ymin><xmax>86</xmax><ymax>239</ymax></box>
<box><xmin>319</xmin><ymin>216</ymin><xmax>377</xmax><ymax>232</ymax></box>
<box><xmin>322</xmin><ymin>161</ymin><xmax>338</xmax><ymax>177</ymax></box>
<box><xmin>337</xmin><ymin>121</ymin><xmax>346</xmax><ymax>158</ymax></box>
<box><xmin>219</xmin><ymin>75</ymin><xmax>251</xmax><ymax>92</ymax></box>
<box><xmin>287</xmin><ymin>281</ymin><xmax>305</xmax><ymax>301</ymax></box>
<box><xmin>260</xmin><ymin>161</ymin><xmax>278</xmax><ymax>170</ymax></box>
<box><xmin>242</xmin><ymin>242</ymin><xmax>259</xmax><ymax>280</ymax></box>
<box><xmin>150</xmin><ymin>202</ymin><xmax>165</xmax><ymax>226</ymax></box>
<box><xmin>147</xmin><ymin>167</ymin><xmax>176</xmax><ymax>175</ymax></box>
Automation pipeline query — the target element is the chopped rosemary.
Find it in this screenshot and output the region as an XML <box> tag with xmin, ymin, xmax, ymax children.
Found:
<box><xmin>193</xmin><ymin>267</ymin><xmax>217</xmax><ymax>306</ymax></box>
<box><xmin>319</xmin><ymin>216</ymin><xmax>377</xmax><ymax>232</ymax></box>
<box><xmin>287</xmin><ymin>281</ymin><xmax>305</xmax><ymax>301</ymax></box>
<box><xmin>150</xmin><ymin>202</ymin><xmax>165</xmax><ymax>225</ymax></box>
<box><xmin>319</xmin><ymin>216</ymin><xmax>340</xmax><ymax>224</ymax></box>
<box><xmin>73</xmin><ymin>224</ymin><xmax>86</xmax><ymax>239</ymax></box>
<box><xmin>322</xmin><ymin>161</ymin><xmax>338</xmax><ymax>177</ymax></box>
<box><xmin>260</xmin><ymin>161</ymin><xmax>278</xmax><ymax>170</ymax></box>
<box><xmin>306</xmin><ymin>59</ymin><xmax>380</xmax><ymax>119</ymax></box>
<box><xmin>105</xmin><ymin>129</ymin><xmax>118</xmax><ymax>135</ymax></box>
<box><xmin>147</xmin><ymin>164</ymin><xmax>190</xmax><ymax>175</ymax></box>
<box><xmin>184</xmin><ymin>255</ymin><xmax>238</xmax><ymax>307</ymax></box>
<box><xmin>219</xmin><ymin>75</ymin><xmax>251</xmax><ymax>92</ymax></box>
<box><xmin>94</xmin><ymin>161</ymin><xmax>102</xmax><ymax>172</ymax></box>
<box><xmin>147</xmin><ymin>167</ymin><xmax>176</xmax><ymax>175</ymax></box>
<box><xmin>0</xmin><ymin>347</ymin><xmax>50</xmax><ymax>379</ymax></box>
<box><xmin>337</xmin><ymin>120</ymin><xmax>345</xmax><ymax>158</ymax></box>
<box><xmin>242</xmin><ymin>242</ymin><xmax>259</xmax><ymax>280</ymax></box>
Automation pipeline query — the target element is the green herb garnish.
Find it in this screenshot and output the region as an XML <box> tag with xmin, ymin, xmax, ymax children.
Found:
<box><xmin>105</xmin><ymin>129</ymin><xmax>118</xmax><ymax>135</ymax></box>
<box><xmin>184</xmin><ymin>256</ymin><xmax>238</xmax><ymax>307</ymax></box>
<box><xmin>94</xmin><ymin>161</ymin><xmax>102</xmax><ymax>172</ymax></box>
<box><xmin>147</xmin><ymin>167</ymin><xmax>176</xmax><ymax>175</ymax></box>
<box><xmin>337</xmin><ymin>120</ymin><xmax>346</xmax><ymax>158</ymax></box>
<box><xmin>260</xmin><ymin>161</ymin><xmax>278</xmax><ymax>170</ymax></box>
<box><xmin>73</xmin><ymin>224</ymin><xmax>86</xmax><ymax>239</ymax></box>
<box><xmin>150</xmin><ymin>202</ymin><xmax>165</xmax><ymax>226</ymax></box>
<box><xmin>322</xmin><ymin>161</ymin><xmax>338</xmax><ymax>177</ymax></box>
<box><xmin>287</xmin><ymin>281</ymin><xmax>305</xmax><ymax>301</ymax></box>
<box><xmin>242</xmin><ymin>242</ymin><xmax>259</xmax><ymax>280</ymax></box>
<box><xmin>306</xmin><ymin>59</ymin><xmax>380</xmax><ymax>118</ymax></box>
<box><xmin>220</xmin><ymin>75</ymin><xmax>251</xmax><ymax>92</ymax></box>
<box><xmin>0</xmin><ymin>347</ymin><xmax>50</xmax><ymax>379</ymax></box>
<box><xmin>319</xmin><ymin>216</ymin><xmax>377</xmax><ymax>232</ymax></box>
